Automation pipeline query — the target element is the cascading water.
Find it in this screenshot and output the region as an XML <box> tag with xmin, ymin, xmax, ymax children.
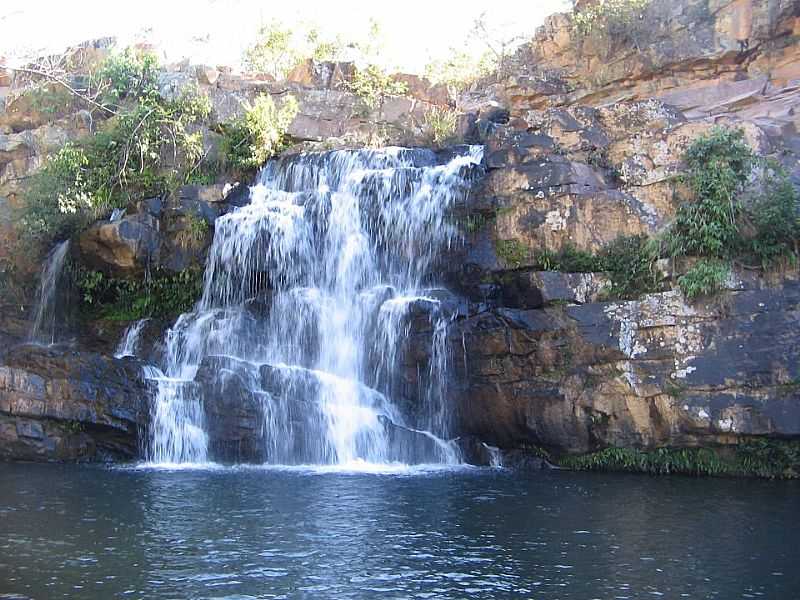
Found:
<box><xmin>29</xmin><ymin>240</ymin><xmax>70</xmax><ymax>345</ymax></box>
<box><xmin>145</xmin><ymin>146</ymin><xmax>483</xmax><ymax>466</ymax></box>
<box><xmin>114</xmin><ymin>318</ymin><xmax>150</xmax><ymax>358</ymax></box>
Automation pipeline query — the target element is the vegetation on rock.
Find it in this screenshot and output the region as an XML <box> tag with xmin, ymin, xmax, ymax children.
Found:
<box><xmin>424</xmin><ymin>50</ymin><xmax>494</xmax><ymax>95</ymax></box>
<box><xmin>18</xmin><ymin>49</ymin><xmax>212</xmax><ymax>249</ymax></box>
<box><xmin>667</xmin><ymin>127</ymin><xmax>799</xmax><ymax>298</ymax></box>
<box><xmin>220</xmin><ymin>94</ymin><xmax>298</xmax><ymax>173</ymax></box>
<box><xmin>489</xmin><ymin>126</ymin><xmax>798</xmax><ymax>303</ymax></box>
<box><xmin>73</xmin><ymin>265</ymin><xmax>203</xmax><ymax>321</ymax></box>
<box><xmin>558</xmin><ymin>439</ymin><xmax>800</xmax><ymax>479</ymax></box>
<box><xmin>242</xmin><ymin>22</ymin><xmax>345</xmax><ymax>80</ymax></box>
<box><xmin>346</xmin><ymin>65</ymin><xmax>408</xmax><ymax>112</ymax></box>
<box><xmin>423</xmin><ymin>106</ymin><xmax>460</xmax><ymax>147</ymax></box>
<box><xmin>572</xmin><ymin>0</ymin><xmax>654</xmax><ymax>49</ymax></box>
<box><xmin>533</xmin><ymin>235</ymin><xmax>661</xmax><ymax>300</ymax></box>
<box><xmin>677</xmin><ymin>259</ymin><xmax>730</xmax><ymax>300</ymax></box>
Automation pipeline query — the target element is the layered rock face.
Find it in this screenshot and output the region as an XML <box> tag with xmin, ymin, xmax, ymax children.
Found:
<box><xmin>429</xmin><ymin>0</ymin><xmax>800</xmax><ymax>461</ymax></box>
<box><xmin>0</xmin><ymin>345</ymin><xmax>147</xmax><ymax>461</ymax></box>
<box><xmin>442</xmin><ymin>282</ymin><xmax>800</xmax><ymax>456</ymax></box>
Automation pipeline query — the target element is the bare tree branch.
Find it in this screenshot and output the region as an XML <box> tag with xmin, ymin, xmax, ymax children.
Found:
<box><xmin>10</xmin><ymin>66</ymin><xmax>118</xmax><ymax>116</ymax></box>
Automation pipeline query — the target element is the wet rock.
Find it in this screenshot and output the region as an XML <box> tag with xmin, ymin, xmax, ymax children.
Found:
<box><xmin>0</xmin><ymin>344</ymin><xmax>147</xmax><ymax>461</ymax></box>
<box><xmin>196</xmin><ymin>355</ymin><xmax>266</xmax><ymax>463</ymax></box>
<box><xmin>443</xmin><ymin>283</ymin><xmax>800</xmax><ymax>456</ymax></box>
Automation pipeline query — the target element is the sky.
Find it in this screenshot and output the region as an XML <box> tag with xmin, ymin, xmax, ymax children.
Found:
<box><xmin>0</xmin><ymin>0</ymin><xmax>570</xmax><ymax>73</ymax></box>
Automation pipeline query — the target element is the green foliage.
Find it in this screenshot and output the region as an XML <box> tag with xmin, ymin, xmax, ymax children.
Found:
<box><xmin>18</xmin><ymin>144</ymin><xmax>96</xmax><ymax>245</ymax></box>
<box><xmin>464</xmin><ymin>213</ymin><xmax>494</xmax><ymax>234</ymax></box>
<box><xmin>243</xmin><ymin>21</ymin><xmax>344</xmax><ymax>80</ymax></box>
<box><xmin>667</xmin><ymin>127</ymin><xmax>755</xmax><ymax>259</ymax></box>
<box><xmin>495</xmin><ymin>239</ymin><xmax>530</xmax><ymax>269</ymax></box>
<box><xmin>176</xmin><ymin>213</ymin><xmax>210</xmax><ymax>249</ymax></box>
<box><xmin>423</xmin><ymin>106</ymin><xmax>460</xmax><ymax>147</ymax></box>
<box><xmin>243</xmin><ymin>22</ymin><xmax>299</xmax><ymax>80</ymax></box>
<box><xmin>746</xmin><ymin>163</ymin><xmax>800</xmax><ymax>268</ymax></box>
<box><xmin>601</xmin><ymin>235</ymin><xmax>662</xmax><ymax>300</ymax></box>
<box><xmin>559</xmin><ymin>439</ymin><xmax>800</xmax><ymax>479</ymax></box>
<box><xmin>26</xmin><ymin>84</ymin><xmax>76</xmax><ymax>116</ymax></box>
<box><xmin>91</xmin><ymin>48</ymin><xmax>160</xmax><ymax>107</ymax></box>
<box><xmin>19</xmin><ymin>50</ymin><xmax>212</xmax><ymax>248</ymax></box>
<box><xmin>305</xmin><ymin>27</ymin><xmax>343</xmax><ymax>62</ymax></box>
<box><xmin>536</xmin><ymin>244</ymin><xmax>603</xmax><ymax>273</ymax></box>
<box><xmin>532</xmin><ymin>236</ymin><xmax>661</xmax><ymax>300</ymax></box>
<box><xmin>665</xmin><ymin>126</ymin><xmax>799</xmax><ymax>300</ymax></box>
<box><xmin>572</xmin><ymin>0</ymin><xmax>653</xmax><ymax>40</ymax></box>
<box><xmin>221</xmin><ymin>94</ymin><xmax>298</xmax><ymax>172</ymax></box>
<box><xmin>678</xmin><ymin>259</ymin><xmax>729</xmax><ymax>300</ymax></box>
<box><xmin>346</xmin><ymin>65</ymin><xmax>408</xmax><ymax>112</ymax></box>
<box><xmin>74</xmin><ymin>266</ymin><xmax>203</xmax><ymax>321</ymax></box>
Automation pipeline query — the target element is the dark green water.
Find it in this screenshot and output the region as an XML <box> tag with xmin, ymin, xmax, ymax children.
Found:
<box><xmin>0</xmin><ymin>463</ymin><xmax>798</xmax><ymax>599</ymax></box>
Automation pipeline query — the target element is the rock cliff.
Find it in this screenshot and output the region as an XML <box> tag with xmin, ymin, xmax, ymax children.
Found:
<box><xmin>1</xmin><ymin>0</ymin><xmax>798</xmax><ymax>472</ymax></box>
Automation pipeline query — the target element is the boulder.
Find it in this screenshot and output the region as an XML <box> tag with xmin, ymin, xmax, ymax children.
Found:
<box><xmin>79</xmin><ymin>213</ymin><xmax>161</xmax><ymax>275</ymax></box>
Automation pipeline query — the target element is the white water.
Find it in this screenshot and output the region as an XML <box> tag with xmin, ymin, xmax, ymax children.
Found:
<box><xmin>29</xmin><ymin>240</ymin><xmax>70</xmax><ymax>345</ymax></box>
<box><xmin>114</xmin><ymin>318</ymin><xmax>149</xmax><ymax>358</ymax></box>
<box><xmin>145</xmin><ymin>146</ymin><xmax>483</xmax><ymax>466</ymax></box>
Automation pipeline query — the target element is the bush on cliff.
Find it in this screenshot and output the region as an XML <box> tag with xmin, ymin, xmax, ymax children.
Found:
<box><xmin>346</xmin><ymin>65</ymin><xmax>408</xmax><ymax>112</ymax></box>
<box><xmin>668</xmin><ymin>126</ymin><xmax>799</xmax><ymax>298</ymax></box>
<box><xmin>73</xmin><ymin>265</ymin><xmax>203</xmax><ymax>321</ymax></box>
<box><xmin>220</xmin><ymin>94</ymin><xmax>299</xmax><ymax>173</ymax></box>
<box><xmin>532</xmin><ymin>236</ymin><xmax>662</xmax><ymax>300</ymax></box>
<box><xmin>18</xmin><ymin>50</ymin><xmax>213</xmax><ymax>250</ymax></box>
<box><xmin>243</xmin><ymin>21</ymin><xmax>344</xmax><ymax>79</ymax></box>
<box><xmin>423</xmin><ymin>106</ymin><xmax>460</xmax><ymax>147</ymax></box>
<box><xmin>572</xmin><ymin>0</ymin><xmax>654</xmax><ymax>50</ymax></box>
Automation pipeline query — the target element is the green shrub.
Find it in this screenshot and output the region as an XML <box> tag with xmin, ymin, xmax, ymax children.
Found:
<box><xmin>666</xmin><ymin>127</ymin><xmax>754</xmax><ymax>259</ymax></box>
<box><xmin>26</xmin><ymin>84</ymin><xmax>76</xmax><ymax>116</ymax></box>
<box><xmin>601</xmin><ymin>235</ymin><xmax>662</xmax><ymax>299</ymax></box>
<box><xmin>746</xmin><ymin>164</ymin><xmax>799</xmax><ymax>268</ymax></box>
<box><xmin>243</xmin><ymin>22</ymin><xmax>299</xmax><ymax>80</ymax></box>
<box><xmin>424</xmin><ymin>50</ymin><xmax>495</xmax><ymax>95</ymax></box>
<box><xmin>176</xmin><ymin>213</ymin><xmax>210</xmax><ymax>249</ymax></box>
<box><xmin>665</xmin><ymin>126</ymin><xmax>799</xmax><ymax>299</ymax></box>
<box><xmin>535</xmin><ymin>244</ymin><xmax>602</xmax><ymax>273</ymax></box>
<box><xmin>18</xmin><ymin>144</ymin><xmax>96</xmax><ymax>246</ymax></box>
<box><xmin>559</xmin><ymin>439</ymin><xmax>800</xmax><ymax>479</ymax></box>
<box><xmin>90</xmin><ymin>48</ymin><xmax>160</xmax><ymax>107</ymax></box>
<box><xmin>18</xmin><ymin>50</ymin><xmax>212</xmax><ymax>248</ymax></box>
<box><xmin>677</xmin><ymin>259</ymin><xmax>729</xmax><ymax>300</ymax></box>
<box><xmin>423</xmin><ymin>106</ymin><xmax>460</xmax><ymax>147</ymax></box>
<box><xmin>221</xmin><ymin>95</ymin><xmax>298</xmax><ymax>172</ymax></box>
<box><xmin>74</xmin><ymin>266</ymin><xmax>203</xmax><ymax>321</ymax></box>
<box><xmin>346</xmin><ymin>65</ymin><xmax>408</xmax><ymax>112</ymax></box>
<box><xmin>531</xmin><ymin>236</ymin><xmax>661</xmax><ymax>300</ymax></box>
<box><xmin>496</xmin><ymin>239</ymin><xmax>530</xmax><ymax>268</ymax></box>
<box><xmin>573</xmin><ymin>0</ymin><xmax>653</xmax><ymax>45</ymax></box>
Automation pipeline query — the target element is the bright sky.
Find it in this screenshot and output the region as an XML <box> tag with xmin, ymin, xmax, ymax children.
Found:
<box><xmin>1</xmin><ymin>0</ymin><xmax>570</xmax><ymax>72</ymax></box>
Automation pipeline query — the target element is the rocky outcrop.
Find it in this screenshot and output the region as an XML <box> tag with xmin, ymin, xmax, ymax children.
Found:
<box><xmin>0</xmin><ymin>344</ymin><xmax>147</xmax><ymax>461</ymax></box>
<box><xmin>437</xmin><ymin>281</ymin><xmax>800</xmax><ymax>456</ymax></box>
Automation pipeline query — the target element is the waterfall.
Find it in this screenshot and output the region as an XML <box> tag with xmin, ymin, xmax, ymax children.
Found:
<box><xmin>145</xmin><ymin>146</ymin><xmax>483</xmax><ymax>466</ymax></box>
<box><xmin>29</xmin><ymin>240</ymin><xmax>70</xmax><ymax>345</ymax></box>
<box><xmin>114</xmin><ymin>318</ymin><xmax>150</xmax><ymax>358</ymax></box>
